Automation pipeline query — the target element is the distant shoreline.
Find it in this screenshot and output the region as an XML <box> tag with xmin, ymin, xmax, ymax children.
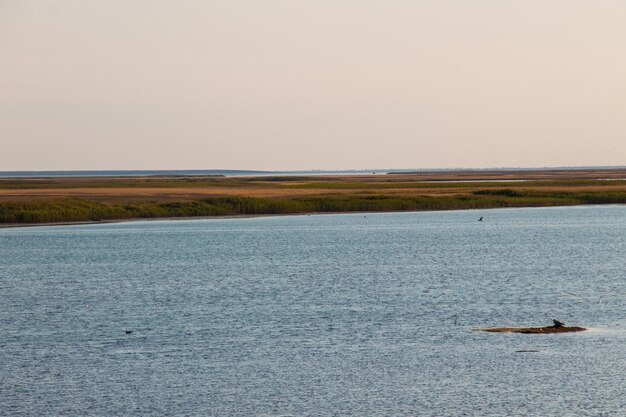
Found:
<box><xmin>2</xmin><ymin>169</ymin><xmax>626</xmax><ymax>226</ymax></box>
<box><xmin>2</xmin><ymin>166</ymin><xmax>626</xmax><ymax>179</ymax></box>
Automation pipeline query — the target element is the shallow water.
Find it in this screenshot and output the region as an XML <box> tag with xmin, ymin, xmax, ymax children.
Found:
<box><xmin>1</xmin><ymin>206</ymin><xmax>625</xmax><ymax>416</ymax></box>
<box><xmin>0</xmin><ymin>169</ymin><xmax>384</xmax><ymax>178</ymax></box>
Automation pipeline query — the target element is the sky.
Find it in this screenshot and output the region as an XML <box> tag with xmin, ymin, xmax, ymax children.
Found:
<box><xmin>1</xmin><ymin>1</ymin><xmax>625</xmax><ymax>171</ymax></box>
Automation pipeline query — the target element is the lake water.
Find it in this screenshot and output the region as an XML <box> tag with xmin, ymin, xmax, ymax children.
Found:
<box><xmin>1</xmin><ymin>206</ymin><xmax>625</xmax><ymax>416</ymax></box>
<box><xmin>0</xmin><ymin>169</ymin><xmax>390</xmax><ymax>178</ymax></box>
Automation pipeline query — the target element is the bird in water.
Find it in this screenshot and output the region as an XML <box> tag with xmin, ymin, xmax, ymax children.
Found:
<box><xmin>478</xmin><ymin>216</ymin><xmax>483</xmax><ymax>222</ymax></box>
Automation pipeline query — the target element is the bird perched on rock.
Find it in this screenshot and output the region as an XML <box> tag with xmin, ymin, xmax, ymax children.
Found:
<box><xmin>552</xmin><ymin>319</ymin><xmax>565</xmax><ymax>328</ymax></box>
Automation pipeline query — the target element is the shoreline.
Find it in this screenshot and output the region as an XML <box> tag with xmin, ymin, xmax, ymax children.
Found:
<box><xmin>0</xmin><ymin>213</ymin><xmax>287</xmax><ymax>229</ymax></box>
<box><xmin>2</xmin><ymin>171</ymin><xmax>626</xmax><ymax>227</ymax></box>
<box><xmin>0</xmin><ymin>214</ymin><xmax>279</xmax><ymax>229</ymax></box>
<box><xmin>1</xmin><ymin>202</ymin><xmax>624</xmax><ymax>229</ymax></box>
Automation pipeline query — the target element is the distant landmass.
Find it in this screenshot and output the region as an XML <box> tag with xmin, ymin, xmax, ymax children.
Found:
<box><xmin>0</xmin><ymin>169</ymin><xmax>380</xmax><ymax>178</ymax></box>
<box><xmin>1</xmin><ymin>166</ymin><xmax>625</xmax><ymax>178</ymax></box>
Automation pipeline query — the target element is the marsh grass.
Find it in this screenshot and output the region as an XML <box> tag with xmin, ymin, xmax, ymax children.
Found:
<box><xmin>2</xmin><ymin>189</ymin><xmax>626</xmax><ymax>224</ymax></box>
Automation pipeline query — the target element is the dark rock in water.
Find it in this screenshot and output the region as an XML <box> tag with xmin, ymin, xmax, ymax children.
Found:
<box><xmin>475</xmin><ymin>322</ymin><xmax>586</xmax><ymax>334</ymax></box>
<box><xmin>125</xmin><ymin>330</ymin><xmax>133</xmax><ymax>334</ymax></box>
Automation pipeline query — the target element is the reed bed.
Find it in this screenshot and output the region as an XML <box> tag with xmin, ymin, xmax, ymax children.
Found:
<box><xmin>2</xmin><ymin>189</ymin><xmax>625</xmax><ymax>224</ymax></box>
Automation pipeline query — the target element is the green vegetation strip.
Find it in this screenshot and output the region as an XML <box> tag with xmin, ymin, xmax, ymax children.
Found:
<box><xmin>2</xmin><ymin>190</ymin><xmax>626</xmax><ymax>224</ymax></box>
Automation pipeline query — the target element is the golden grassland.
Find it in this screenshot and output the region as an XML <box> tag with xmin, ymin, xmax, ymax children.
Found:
<box><xmin>1</xmin><ymin>169</ymin><xmax>626</xmax><ymax>225</ymax></box>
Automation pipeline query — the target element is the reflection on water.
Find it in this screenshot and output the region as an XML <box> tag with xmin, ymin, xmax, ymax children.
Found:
<box><xmin>1</xmin><ymin>206</ymin><xmax>625</xmax><ymax>416</ymax></box>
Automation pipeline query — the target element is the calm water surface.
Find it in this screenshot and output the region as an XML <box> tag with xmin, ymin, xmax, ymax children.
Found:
<box><xmin>1</xmin><ymin>206</ymin><xmax>625</xmax><ymax>416</ymax></box>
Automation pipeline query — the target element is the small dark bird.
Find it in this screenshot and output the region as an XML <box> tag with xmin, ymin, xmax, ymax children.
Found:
<box><xmin>552</xmin><ymin>319</ymin><xmax>565</xmax><ymax>328</ymax></box>
<box><xmin>478</xmin><ymin>216</ymin><xmax>483</xmax><ymax>222</ymax></box>
<box><xmin>125</xmin><ymin>330</ymin><xmax>133</xmax><ymax>334</ymax></box>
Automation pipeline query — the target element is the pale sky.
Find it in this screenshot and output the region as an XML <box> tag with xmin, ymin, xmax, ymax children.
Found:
<box><xmin>1</xmin><ymin>1</ymin><xmax>625</xmax><ymax>171</ymax></box>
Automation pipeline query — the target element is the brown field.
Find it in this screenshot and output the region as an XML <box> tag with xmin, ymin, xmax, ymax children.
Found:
<box><xmin>2</xmin><ymin>168</ymin><xmax>626</xmax><ymax>203</ymax></box>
